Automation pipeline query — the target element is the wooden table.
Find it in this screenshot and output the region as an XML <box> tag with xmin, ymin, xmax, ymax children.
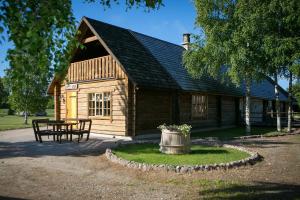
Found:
<box><xmin>47</xmin><ymin>121</ymin><xmax>78</xmax><ymax>142</ymax></box>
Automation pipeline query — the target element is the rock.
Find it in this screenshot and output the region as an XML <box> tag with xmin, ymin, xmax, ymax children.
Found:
<box><xmin>142</xmin><ymin>164</ymin><xmax>148</xmax><ymax>171</ymax></box>
<box><xmin>158</xmin><ymin>164</ymin><xmax>165</xmax><ymax>168</ymax></box>
<box><xmin>180</xmin><ymin>167</ymin><xmax>189</xmax><ymax>173</ymax></box>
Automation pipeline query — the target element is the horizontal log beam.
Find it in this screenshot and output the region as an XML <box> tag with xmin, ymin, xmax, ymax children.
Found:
<box><xmin>82</xmin><ymin>36</ymin><xmax>98</xmax><ymax>43</ymax></box>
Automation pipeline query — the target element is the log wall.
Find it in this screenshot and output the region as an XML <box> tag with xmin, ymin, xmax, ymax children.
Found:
<box><xmin>59</xmin><ymin>78</ymin><xmax>130</xmax><ymax>136</ymax></box>
<box><xmin>135</xmin><ymin>89</ymin><xmax>172</xmax><ymax>134</ymax></box>
<box><xmin>180</xmin><ymin>94</ymin><xmax>218</xmax><ymax>128</ymax></box>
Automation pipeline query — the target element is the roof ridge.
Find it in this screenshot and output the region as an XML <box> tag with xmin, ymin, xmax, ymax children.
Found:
<box><xmin>84</xmin><ymin>16</ymin><xmax>128</xmax><ymax>31</ymax></box>
<box><xmin>84</xmin><ymin>16</ymin><xmax>184</xmax><ymax>49</ymax></box>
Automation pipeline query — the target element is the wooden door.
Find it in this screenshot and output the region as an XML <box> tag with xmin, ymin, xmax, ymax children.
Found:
<box><xmin>66</xmin><ymin>91</ymin><xmax>77</xmax><ymax>120</ymax></box>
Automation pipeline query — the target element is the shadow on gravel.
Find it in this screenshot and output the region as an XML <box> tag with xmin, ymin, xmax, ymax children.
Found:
<box><xmin>0</xmin><ymin>196</ymin><xmax>29</xmax><ymax>200</ymax></box>
<box><xmin>236</xmin><ymin>140</ymin><xmax>297</xmax><ymax>149</ymax></box>
<box><xmin>200</xmin><ymin>181</ymin><xmax>300</xmax><ymax>200</ymax></box>
<box><xmin>0</xmin><ymin>139</ymin><xmax>118</xmax><ymax>159</ymax></box>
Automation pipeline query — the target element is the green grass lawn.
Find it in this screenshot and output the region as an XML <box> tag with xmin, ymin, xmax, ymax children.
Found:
<box><xmin>192</xmin><ymin>126</ymin><xmax>280</xmax><ymax>140</ymax></box>
<box><xmin>0</xmin><ymin>109</ymin><xmax>8</xmax><ymax>117</ymax></box>
<box><xmin>0</xmin><ymin>109</ymin><xmax>54</xmax><ymax>131</ymax></box>
<box><xmin>113</xmin><ymin>144</ymin><xmax>250</xmax><ymax>165</ymax></box>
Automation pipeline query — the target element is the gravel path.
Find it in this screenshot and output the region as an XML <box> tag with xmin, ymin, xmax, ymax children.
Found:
<box><xmin>0</xmin><ymin>128</ymin><xmax>300</xmax><ymax>199</ymax></box>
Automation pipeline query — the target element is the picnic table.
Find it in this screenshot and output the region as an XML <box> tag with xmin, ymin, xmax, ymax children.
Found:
<box><xmin>32</xmin><ymin>119</ymin><xmax>92</xmax><ymax>143</ymax></box>
<box><xmin>47</xmin><ymin>120</ymin><xmax>78</xmax><ymax>142</ymax></box>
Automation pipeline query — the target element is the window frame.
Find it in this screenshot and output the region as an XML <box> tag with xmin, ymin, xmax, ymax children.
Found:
<box><xmin>88</xmin><ymin>92</ymin><xmax>112</xmax><ymax>118</ymax></box>
<box><xmin>191</xmin><ymin>94</ymin><xmax>208</xmax><ymax>120</ymax></box>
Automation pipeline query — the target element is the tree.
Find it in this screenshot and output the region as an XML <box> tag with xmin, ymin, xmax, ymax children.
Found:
<box><xmin>183</xmin><ymin>0</ymin><xmax>267</xmax><ymax>134</ymax></box>
<box><xmin>261</xmin><ymin>0</ymin><xmax>300</xmax><ymax>132</ymax></box>
<box><xmin>291</xmin><ymin>82</ymin><xmax>300</xmax><ymax>108</ymax></box>
<box><xmin>47</xmin><ymin>96</ymin><xmax>54</xmax><ymax>109</ymax></box>
<box><xmin>0</xmin><ymin>77</ymin><xmax>8</xmax><ymax>107</ymax></box>
<box><xmin>1</xmin><ymin>0</ymin><xmax>76</xmax><ymax>124</ymax></box>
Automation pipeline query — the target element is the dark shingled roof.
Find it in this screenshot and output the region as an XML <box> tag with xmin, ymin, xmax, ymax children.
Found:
<box><xmin>84</xmin><ymin>17</ymin><xmax>288</xmax><ymax>101</ymax></box>
<box><xmin>130</xmin><ymin>31</ymin><xmax>242</xmax><ymax>96</ymax></box>
<box><xmin>240</xmin><ymin>78</ymin><xmax>288</xmax><ymax>101</ymax></box>
<box><xmin>85</xmin><ymin>17</ymin><xmax>178</xmax><ymax>90</ymax></box>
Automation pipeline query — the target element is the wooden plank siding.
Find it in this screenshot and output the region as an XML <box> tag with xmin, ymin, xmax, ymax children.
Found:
<box><xmin>135</xmin><ymin>90</ymin><xmax>173</xmax><ymax>134</ymax></box>
<box><xmin>180</xmin><ymin>94</ymin><xmax>236</xmax><ymax>128</ymax></box>
<box><xmin>220</xmin><ymin>96</ymin><xmax>236</xmax><ymax>125</ymax></box>
<box><xmin>55</xmin><ymin>54</ymin><xmax>239</xmax><ymax>136</ymax></box>
<box><xmin>67</xmin><ymin>55</ymin><xmax>126</xmax><ymax>83</ymax></box>
<box><xmin>180</xmin><ymin>94</ymin><xmax>218</xmax><ymax>128</ymax></box>
<box><xmin>135</xmin><ymin>92</ymin><xmax>238</xmax><ymax>135</ymax></box>
<box><xmin>56</xmin><ymin>54</ymin><xmax>131</xmax><ymax>136</ymax></box>
<box><xmin>59</xmin><ymin>79</ymin><xmax>130</xmax><ymax>136</ymax></box>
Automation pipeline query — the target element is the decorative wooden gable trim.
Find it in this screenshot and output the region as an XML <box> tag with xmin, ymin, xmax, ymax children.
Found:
<box><xmin>47</xmin><ymin>18</ymin><xmax>133</xmax><ymax>94</ymax></box>
<box><xmin>82</xmin><ymin>36</ymin><xmax>97</xmax><ymax>43</ymax></box>
<box><xmin>82</xmin><ymin>17</ymin><xmax>136</xmax><ymax>86</ymax></box>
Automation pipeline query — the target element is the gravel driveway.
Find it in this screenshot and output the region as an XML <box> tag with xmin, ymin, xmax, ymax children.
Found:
<box><xmin>0</xmin><ymin>128</ymin><xmax>300</xmax><ymax>199</ymax></box>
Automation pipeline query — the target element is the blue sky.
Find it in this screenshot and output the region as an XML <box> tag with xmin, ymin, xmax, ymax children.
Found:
<box><xmin>0</xmin><ymin>0</ymin><xmax>288</xmax><ymax>89</ymax></box>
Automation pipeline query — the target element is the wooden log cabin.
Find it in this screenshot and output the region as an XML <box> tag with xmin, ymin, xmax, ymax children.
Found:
<box><xmin>48</xmin><ymin>17</ymin><xmax>289</xmax><ymax>137</ymax></box>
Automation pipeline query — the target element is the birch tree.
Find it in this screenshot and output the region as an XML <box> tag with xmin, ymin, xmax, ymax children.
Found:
<box><xmin>183</xmin><ymin>0</ymin><xmax>267</xmax><ymax>134</ymax></box>
<box><xmin>262</xmin><ymin>0</ymin><xmax>300</xmax><ymax>132</ymax></box>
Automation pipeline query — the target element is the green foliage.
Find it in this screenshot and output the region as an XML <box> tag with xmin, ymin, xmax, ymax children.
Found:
<box><xmin>158</xmin><ymin>124</ymin><xmax>192</xmax><ymax>137</ymax></box>
<box><xmin>0</xmin><ymin>0</ymin><xmax>77</xmax><ymax>122</ymax></box>
<box><xmin>47</xmin><ymin>97</ymin><xmax>54</xmax><ymax>109</ymax></box>
<box><xmin>83</xmin><ymin>0</ymin><xmax>163</xmax><ymax>10</ymax></box>
<box><xmin>183</xmin><ymin>0</ymin><xmax>267</xmax><ymax>85</ymax></box>
<box><xmin>261</xmin><ymin>0</ymin><xmax>300</xmax><ymax>78</ymax></box>
<box><xmin>291</xmin><ymin>83</ymin><xmax>300</xmax><ymax>107</ymax></box>
<box><xmin>113</xmin><ymin>144</ymin><xmax>249</xmax><ymax>165</ymax></box>
<box><xmin>0</xmin><ymin>77</ymin><xmax>9</xmax><ymax>107</ymax></box>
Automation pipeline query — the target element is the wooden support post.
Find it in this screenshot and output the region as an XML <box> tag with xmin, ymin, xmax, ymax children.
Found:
<box><xmin>172</xmin><ymin>91</ymin><xmax>180</xmax><ymax>124</ymax></box>
<box><xmin>262</xmin><ymin>100</ymin><xmax>267</xmax><ymax>123</ymax></box>
<box><xmin>54</xmin><ymin>83</ymin><xmax>61</xmax><ymax>120</ymax></box>
<box><xmin>235</xmin><ymin>97</ymin><xmax>240</xmax><ymax>126</ymax></box>
<box><xmin>217</xmin><ymin>96</ymin><xmax>222</xmax><ymax>127</ymax></box>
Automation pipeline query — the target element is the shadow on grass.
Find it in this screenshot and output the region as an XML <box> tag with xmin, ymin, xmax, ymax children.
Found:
<box><xmin>190</xmin><ymin>149</ymin><xmax>229</xmax><ymax>154</ymax></box>
<box><xmin>199</xmin><ymin>181</ymin><xmax>300</xmax><ymax>200</ymax></box>
<box><xmin>191</xmin><ymin>127</ymin><xmax>279</xmax><ymax>140</ymax></box>
<box><xmin>116</xmin><ymin>144</ymin><xmax>230</xmax><ymax>155</ymax></box>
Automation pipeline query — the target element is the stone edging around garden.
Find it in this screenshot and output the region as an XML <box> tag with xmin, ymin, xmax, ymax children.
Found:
<box><xmin>105</xmin><ymin>140</ymin><xmax>263</xmax><ymax>174</ymax></box>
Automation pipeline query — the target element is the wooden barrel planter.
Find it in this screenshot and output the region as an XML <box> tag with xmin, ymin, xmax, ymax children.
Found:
<box><xmin>159</xmin><ymin>129</ymin><xmax>191</xmax><ymax>154</ymax></box>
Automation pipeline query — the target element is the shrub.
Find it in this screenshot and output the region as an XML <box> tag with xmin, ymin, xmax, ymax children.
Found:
<box><xmin>158</xmin><ymin>124</ymin><xmax>192</xmax><ymax>137</ymax></box>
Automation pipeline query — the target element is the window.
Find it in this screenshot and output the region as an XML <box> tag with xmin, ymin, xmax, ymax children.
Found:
<box><xmin>88</xmin><ymin>92</ymin><xmax>111</xmax><ymax>117</ymax></box>
<box><xmin>192</xmin><ymin>95</ymin><xmax>208</xmax><ymax>119</ymax></box>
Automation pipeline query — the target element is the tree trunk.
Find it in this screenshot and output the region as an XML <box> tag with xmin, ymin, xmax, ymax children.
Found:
<box><xmin>24</xmin><ymin>111</ymin><xmax>28</xmax><ymax>125</ymax></box>
<box><xmin>274</xmin><ymin>73</ymin><xmax>281</xmax><ymax>132</ymax></box>
<box><xmin>287</xmin><ymin>72</ymin><xmax>293</xmax><ymax>133</ymax></box>
<box><xmin>245</xmin><ymin>79</ymin><xmax>251</xmax><ymax>134</ymax></box>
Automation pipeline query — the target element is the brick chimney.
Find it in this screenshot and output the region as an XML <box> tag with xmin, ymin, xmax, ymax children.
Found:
<box><xmin>182</xmin><ymin>33</ymin><xmax>190</xmax><ymax>50</ymax></box>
